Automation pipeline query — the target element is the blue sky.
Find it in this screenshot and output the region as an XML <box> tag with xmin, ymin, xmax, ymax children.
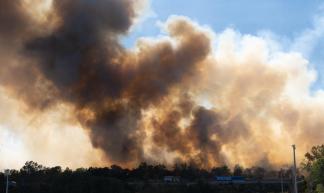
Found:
<box><xmin>123</xmin><ymin>0</ymin><xmax>324</xmax><ymax>90</ymax></box>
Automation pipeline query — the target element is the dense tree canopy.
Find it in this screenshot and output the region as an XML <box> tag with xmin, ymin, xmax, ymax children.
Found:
<box><xmin>303</xmin><ymin>144</ymin><xmax>324</xmax><ymax>193</ymax></box>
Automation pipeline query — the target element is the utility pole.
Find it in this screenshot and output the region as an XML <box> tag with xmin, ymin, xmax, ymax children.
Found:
<box><xmin>280</xmin><ymin>168</ymin><xmax>284</xmax><ymax>193</ymax></box>
<box><xmin>292</xmin><ymin>144</ymin><xmax>298</xmax><ymax>193</ymax></box>
<box><xmin>4</xmin><ymin>169</ymin><xmax>9</xmax><ymax>193</ymax></box>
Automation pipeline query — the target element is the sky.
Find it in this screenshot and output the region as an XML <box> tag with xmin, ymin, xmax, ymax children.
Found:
<box><xmin>1</xmin><ymin>0</ymin><xmax>324</xmax><ymax>170</ymax></box>
<box><xmin>123</xmin><ymin>0</ymin><xmax>324</xmax><ymax>90</ymax></box>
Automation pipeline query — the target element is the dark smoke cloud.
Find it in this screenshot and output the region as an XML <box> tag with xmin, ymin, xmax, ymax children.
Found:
<box><xmin>0</xmin><ymin>0</ymin><xmax>256</xmax><ymax>168</ymax></box>
<box><xmin>0</xmin><ymin>0</ymin><xmax>211</xmax><ymax>165</ymax></box>
<box><xmin>87</xmin><ymin>102</ymin><xmax>144</xmax><ymax>163</ymax></box>
<box><xmin>1</xmin><ymin>0</ymin><xmax>324</xmax><ymax>170</ymax></box>
<box><xmin>21</xmin><ymin>0</ymin><xmax>147</xmax><ymax>164</ymax></box>
<box><xmin>0</xmin><ymin>0</ymin><xmax>57</xmax><ymax>111</ymax></box>
<box><xmin>25</xmin><ymin>0</ymin><xmax>136</xmax><ymax>105</ymax></box>
<box><xmin>0</xmin><ymin>0</ymin><xmax>30</xmax><ymax>41</ymax></box>
<box><xmin>151</xmin><ymin>101</ymin><xmax>250</xmax><ymax>168</ymax></box>
<box><xmin>152</xmin><ymin>110</ymin><xmax>190</xmax><ymax>154</ymax></box>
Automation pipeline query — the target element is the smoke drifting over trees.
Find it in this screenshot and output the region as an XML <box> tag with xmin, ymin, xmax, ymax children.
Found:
<box><xmin>0</xmin><ymin>0</ymin><xmax>324</xmax><ymax>169</ymax></box>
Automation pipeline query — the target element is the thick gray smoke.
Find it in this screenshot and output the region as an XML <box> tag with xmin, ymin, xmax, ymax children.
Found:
<box><xmin>0</xmin><ymin>0</ymin><xmax>215</xmax><ymax>166</ymax></box>
<box><xmin>1</xmin><ymin>0</ymin><xmax>323</xmax><ymax>169</ymax></box>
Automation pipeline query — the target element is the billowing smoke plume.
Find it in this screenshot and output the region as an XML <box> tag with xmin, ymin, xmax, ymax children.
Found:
<box><xmin>0</xmin><ymin>0</ymin><xmax>324</xmax><ymax>169</ymax></box>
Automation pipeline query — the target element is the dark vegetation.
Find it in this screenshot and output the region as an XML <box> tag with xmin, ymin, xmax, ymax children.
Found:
<box><xmin>0</xmin><ymin>144</ymin><xmax>323</xmax><ymax>193</ymax></box>
<box><xmin>302</xmin><ymin>145</ymin><xmax>324</xmax><ymax>193</ymax></box>
<box><xmin>0</xmin><ymin>161</ymin><xmax>296</xmax><ymax>193</ymax></box>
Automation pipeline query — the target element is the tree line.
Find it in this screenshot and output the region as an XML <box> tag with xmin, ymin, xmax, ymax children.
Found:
<box><xmin>0</xmin><ymin>144</ymin><xmax>323</xmax><ymax>193</ymax></box>
<box><xmin>0</xmin><ymin>161</ymin><xmax>295</xmax><ymax>193</ymax></box>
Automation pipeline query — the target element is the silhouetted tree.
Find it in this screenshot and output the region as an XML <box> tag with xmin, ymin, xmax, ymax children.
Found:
<box><xmin>233</xmin><ymin>164</ymin><xmax>243</xmax><ymax>176</ymax></box>
<box><xmin>211</xmin><ymin>165</ymin><xmax>231</xmax><ymax>176</ymax></box>
<box><xmin>20</xmin><ymin>161</ymin><xmax>45</xmax><ymax>175</ymax></box>
<box><xmin>251</xmin><ymin>167</ymin><xmax>265</xmax><ymax>179</ymax></box>
<box><xmin>0</xmin><ymin>160</ymin><xmax>309</xmax><ymax>193</ymax></box>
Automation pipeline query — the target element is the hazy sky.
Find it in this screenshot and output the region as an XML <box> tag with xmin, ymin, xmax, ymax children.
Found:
<box><xmin>1</xmin><ymin>0</ymin><xmax>324</xmax><ymax>170</ymax></box>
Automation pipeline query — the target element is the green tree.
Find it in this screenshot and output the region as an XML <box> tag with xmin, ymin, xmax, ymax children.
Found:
<box><xmin>302</xmin><ymin>145</ymin><xmax>324</xmax><ymax>171</ymax></box>
<box><xmin>311</xmin><ymin>158</ymin><xmax>324</xmax><ymax>187</ymax></box>
<box><xmin>303</xmin><ymin>145</ymin><xmax>324</xmax><ymax>193</ymax></box>
<box><xmin>316</xmin><ymin>184</ymin><xmax>324</xmax><ymax>193</ymax></box>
